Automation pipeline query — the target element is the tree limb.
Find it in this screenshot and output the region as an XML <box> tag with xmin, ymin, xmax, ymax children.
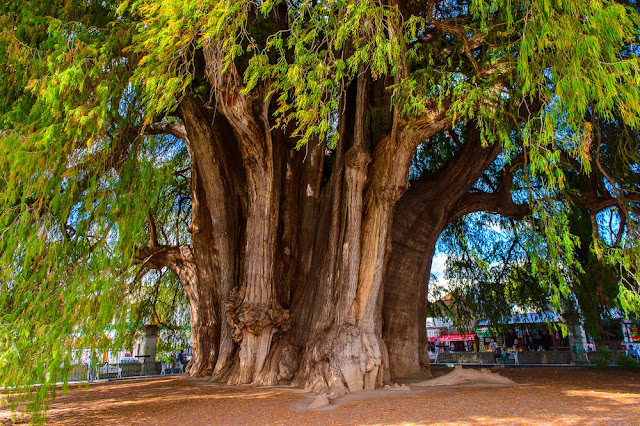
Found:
<box><xmin>147</xmin><ymin>211</ymin><xmax>159</xmax><ymax>248</ymax></box>
<box><xmin>145</xmin><ymin>122</ymin><xmax>189</xmax><ymax>141</ymax></box>
<box><xmin>452</xmin><ymin>189</ymin><xmax>531</xmax><ymax>222</ymax></box>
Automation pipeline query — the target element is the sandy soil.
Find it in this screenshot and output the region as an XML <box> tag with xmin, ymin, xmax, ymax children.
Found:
<box><xmin>2</xmin><ymin>366</ymin><xmax>640</xmax><ymax>425</ymax></box>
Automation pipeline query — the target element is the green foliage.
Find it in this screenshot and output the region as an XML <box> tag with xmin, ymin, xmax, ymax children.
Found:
<box><xmin>431</xmin><ymin>105</ymin><xmax>640</xmax><ymax>329</ymax></box>
<box><xmin>0</xmin><ymin>1</ymin><xmax>193</xmax><ymax>416</ymax></box>
<box><xmin>617</xmin><ymin>353</ymin><xmax>640</xmax><ymax>369</ymax></box>
<box><xmin>433</xmin><ymin>210</ymin><xmax>552</xmax><ymax>329</ymax></box>
<box><xmin>436</xmin><ymin>198</ymin><xmax>638</xmax><ymax>336</ymax></box>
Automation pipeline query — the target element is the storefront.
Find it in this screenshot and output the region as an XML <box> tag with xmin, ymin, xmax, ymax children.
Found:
<box><xmin>430</xmin><ymin>333</ymin><xmax>478</xmax><ymax>352</ymax></box>
<box><xmin>601</xmin><ymin>315</ymin><xmax>640</xmax><ymax>350</ymax></box>
<box><xmin>476</xmin><ymin>313</ymin><xmax>571</xmax><ymax>351</ymax></box>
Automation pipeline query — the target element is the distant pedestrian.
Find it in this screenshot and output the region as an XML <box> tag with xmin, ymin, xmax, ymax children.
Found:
<box><xmin>87</xmin><ymin>355</ymin><xmax>94</xmax><ymax>382</ymax></box>
<box><xmin>170</xmin><ymin>351</ymin><xmax>176</xmax><ymax>373</ymax></box>
<box><xmin>490</xmin><ymin>339</ymin><xmax>500</xmax><ymax>363</ymax></box>
<box><xmin>626</xmin><ymin>344</ymin><xmax>638</xmax><ymax>360</ymax></box>
<box><xmin>513</xmin><ymin>339</ymin><xmax>520</xmax><ymax>364</ymax></box>
<box><xmin>501</xmin><ymin>344</ymin><xmax>510</xmax><ymax>363</ymax></box>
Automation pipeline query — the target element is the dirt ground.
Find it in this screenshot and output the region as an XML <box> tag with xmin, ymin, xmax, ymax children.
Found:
<box><xmin>2</xmin><ymin>366</ymin><xmax>640</xmax><ymax>425</ymax></box>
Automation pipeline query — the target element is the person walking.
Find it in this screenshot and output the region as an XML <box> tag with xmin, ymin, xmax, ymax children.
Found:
<box><xmin>513</xmin><ymin>339</ymin><xmax>520</xmax><ymax>365</ymax></box>
<box><xmin>490</xmin><ymin>339</ymin><xmax>500</xmax><ymax>363</ymax></box>
<box><xmin>87</xmin><ymin>354</ymin><xmax>94</xmax><ymax>383</ymax></box>
<box><xmin>501</xmin><ymin>344</ymin><xmax>510</xmax><ymax>363</ymax></box>
<box><xmin>169</xmin><ymin>351</ymin><xmax>176</xmax><ymax>374</ymax></box>
<box><xmin>626</xmin><ymin>344</ymin><xmax>638</xmax><ymax>360</ymax></box>
<box><xmin>176</xmin><ymin>350</ymin><xmax>185</xmax><ymax>373</ymax></box>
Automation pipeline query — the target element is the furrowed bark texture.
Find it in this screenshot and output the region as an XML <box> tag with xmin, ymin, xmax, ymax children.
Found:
<box><xmin>383</xmin><ymin>126</ymin><xmax>499</xmax><ymax>379</ymax></box>
<box><xmin>383</xmin><ymin>124</ymin><xmax>534</xmax><ymax>379</ymax></box>
<box><xmin>181</xmin><ymin>99</ymin><xmax>242</xmax><ymax>378</ymax></box>
<box><xmin>141</xmin><ymin>46</ymin><xmax>520</xmax><ymax>391</ymax></box>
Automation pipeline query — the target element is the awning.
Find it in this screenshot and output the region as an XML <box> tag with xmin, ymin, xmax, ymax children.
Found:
<box><xmin>475</xmin><ymin>326</ymin><xmax>493</xmax><ymax>336</ymax></box>
<box><xmin>437</xmin><ymin>333</ymin><xmax>476</xmax><ymax>342</ymax></box>
<box><xmin>477</xmin><ymin>312</ymin><xmax>560</xmax><ymax>326</ymax></box>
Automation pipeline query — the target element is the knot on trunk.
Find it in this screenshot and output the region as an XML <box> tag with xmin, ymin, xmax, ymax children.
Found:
<box><xmin>295</xmin><ymin>324</ymin><xmax>382</xmax><ymax>394</ymax></box>
<box><xmin>376</xmin><ymin>184</ymin><xmax>405</xmax><ymax>204</ymax></box>
<box><xmin>345</xmin><ymin>146</ymin><xmax>371</xmax><ymax>169</ymax></box>
<box><xmin>226</xmin><ymin>291</ymin><xmax>293</xmax><ymax>342</ymax></box>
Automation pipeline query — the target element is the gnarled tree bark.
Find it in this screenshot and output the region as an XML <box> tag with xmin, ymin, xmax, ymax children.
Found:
<box><xmin>137</xmin><ymin>16</ymin><xmax>510</xmax><ymax>394</ymax></box>
<box><xmin>383</xmin><ymin>123</ymin><xmax>534</xmax><ymax>379</ymax></box>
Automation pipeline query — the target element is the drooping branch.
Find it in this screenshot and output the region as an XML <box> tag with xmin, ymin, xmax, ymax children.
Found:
<box><xmin>409</xmin><ymin>121</ymin><xmax>501</xmax><ymax>203</ymax></box>
<box><xmin>448</xmin><ymin>149</ymin><xmax>530</xmax><ymax>221</ymax></box>
<box><xmin>145</xmin><ymin>122</ymin><xmax>189</xmax><ymax>141</ymax></box>
<box><xmin>426</xmin><ymin>1</ymin><xmax>480</xmax><ymax>74</ymax></box>
<box><xmin>578</xmin><ymin>190</ymin><xmax>640</xmax><ymax>214</ymax></box>
<box><xmin>401</xmin><ymin>106</ymin><xmax>453</xmax><ymax>150</ymax></box>
<box><xmin>557</xmin><ymin>145</ymin><xmax>640</xmax><ymax>214</ymax></box>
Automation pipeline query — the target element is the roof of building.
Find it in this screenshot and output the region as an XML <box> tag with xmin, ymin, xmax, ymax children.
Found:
<box><xmin>477</xmin><ymin>312</ymin><xmax>561</xmax><ymax>326</ymax></box>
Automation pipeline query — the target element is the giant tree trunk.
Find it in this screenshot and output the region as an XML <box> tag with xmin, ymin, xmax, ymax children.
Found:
<box><xmin>159</xmin><ymin>50</ymin><xmax>454</xmax><ymax>390</ymax></box>
<box><xmin>147</xmin><ymin>96</ymin><xmax>514</xmax><ymax>393</ymax></box>
<box><xmin>178</xmin><ymin>98</ymin><xmax>242</xmax><ymax>378</ymax></box>
<box><xmin>383</xmin><ymin>214</ymin><xmax>440</xmax><ymax>379</ymax></box>
<box><xmin>383</xmin><ymin>125</ymin><xmax>534</xmax><ymax>379</ymax></box>
<box><xmin>142</xmin><ymin>45</ymin><xmax>509</xmax><ymax>395</ymax></box>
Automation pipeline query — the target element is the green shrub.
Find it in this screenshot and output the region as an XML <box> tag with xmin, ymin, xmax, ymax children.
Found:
<box><xmin>617</xmin><ymin>354</ymin><xmax>640</xmax><ymax>370</ymax></box>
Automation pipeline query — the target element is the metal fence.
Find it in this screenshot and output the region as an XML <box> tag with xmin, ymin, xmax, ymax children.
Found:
<box><xmin>432</xmin><ymin>350</ymin><xmax>635</xmax><ymax>365</ymax></box>
<box><xmin>69</xmin><ymin>361</ymin><xmax>187</xmax><ymax>382</ymax></box>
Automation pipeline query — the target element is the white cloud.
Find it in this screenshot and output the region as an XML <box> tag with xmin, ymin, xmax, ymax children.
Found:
<box><xmin>431</xmin><ymin>252</ymin><xmax>448</xmax><ymax>277</ymax></box>
<box><xmin>488</xmin><ymin>222</ymin><xmax>504</xmax><ymax>234</ymax></box>
<box><xmin>428</xmin><ymin>252</ymin><xmax>450</xmax><ymax>301</ymax></box>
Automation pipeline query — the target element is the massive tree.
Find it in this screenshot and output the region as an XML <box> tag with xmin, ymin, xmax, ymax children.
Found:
<box><xmin>1</xmin><ymin>0</ymin><xmax>640</xmax><ymax>412</ymax></box>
